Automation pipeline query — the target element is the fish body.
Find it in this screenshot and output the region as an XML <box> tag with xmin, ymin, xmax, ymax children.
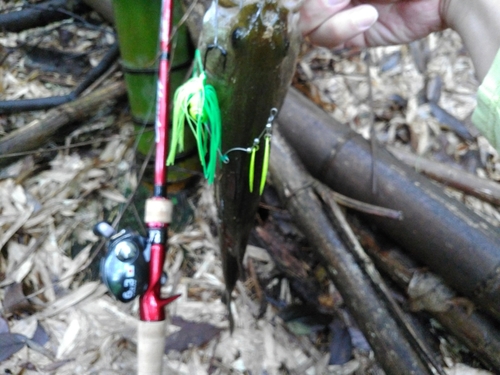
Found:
<box><xmin>198</xmin><ymin>0</ymin><xmax>300</xmax><ymax>329</ymax></box>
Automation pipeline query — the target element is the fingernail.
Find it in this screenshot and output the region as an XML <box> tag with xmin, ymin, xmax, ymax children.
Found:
<box><xmin>354</xmin><ymin>5</ymin><xmax>378</xmax><ymax>30</ymax></box>
<box><xmin>327</xmin><ymin>0</ymin><xmax>348</xmax><ymax>7</ymax></box>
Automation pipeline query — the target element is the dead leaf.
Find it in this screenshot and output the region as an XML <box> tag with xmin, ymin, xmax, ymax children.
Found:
<box><xmin>0</xmin><ymin>204</ymin><xmax>34</xmax><ymax>250</ymax></box>
<box><xmin>165</xmin><ymin>316</ymin><xmax>221</xmax><ymax>353</ymax></box>
<box><xmin>3</xmin><ymin>282</ymin><xmax>32</xmax><ymax>315</ymax></box>
<box><xmin>0</xmin><ymin>332</ymin><xmax>27</xmax><ymax>362</ymax></box>
<box><xmin>37</xmin><ymin>281</ymin><xmax>106</xmax><ymax>319</ymax></box>
<box><xmin>31</xmin><ymin>322</ymin><xmax>49</xmax><ymax>347</ymax></box>
<box><xmin>57</xmin><ymin>318</ymin><xmax>80</xmax><ymax>358</ymax></box>
<box><xmin>0</xmin><ymin>317</ymin><xmax>8</xmax><ymax>334</ymax></box>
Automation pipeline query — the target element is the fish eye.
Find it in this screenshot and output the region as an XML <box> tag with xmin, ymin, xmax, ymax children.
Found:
<box><xmin>283</xmin><ymin>37</ymin><xmax>290</xmax><ymax>54</ymax></box>
<box><xmin>231</xmin><ymin>27</ymin><xmax>245</xmax><ymax>48</ymax></box>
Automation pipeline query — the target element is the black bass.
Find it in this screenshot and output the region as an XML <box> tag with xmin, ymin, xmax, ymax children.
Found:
<box><xmin>198</xmin><ymin>0</ymin><xmax>301</xmax><ymax>330</ymax></box>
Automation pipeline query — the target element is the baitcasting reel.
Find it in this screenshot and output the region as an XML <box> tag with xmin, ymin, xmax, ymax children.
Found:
<box><xmin>94</xmin><ymin>222</ymin><xmax>150</xmax><ymax>303</ymax></box>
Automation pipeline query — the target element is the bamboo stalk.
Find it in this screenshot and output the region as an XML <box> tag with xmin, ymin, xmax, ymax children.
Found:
<box><xmin>269</xmin><ymin>130</ymin><xmax>432</xmax><ymax>375</ymax></box>
<box><xmin>278</xmin><ymin>88</ymin><xmax>500</xmax><ymax>322</ymax></box>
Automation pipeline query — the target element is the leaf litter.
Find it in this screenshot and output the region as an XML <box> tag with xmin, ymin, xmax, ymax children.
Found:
<box><xmin>0</xmin><ymin>2</ymin><xmax>498</xmax><ymax>374</ymax></box>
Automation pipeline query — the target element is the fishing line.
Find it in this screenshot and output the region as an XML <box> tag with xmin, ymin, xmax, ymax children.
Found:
<box><xmin>222</xmin><ymin>107</ymin><xmax>277</xmax><ymax>195</ymax></box>
<box><xmin>203</xmin><ymin>0</ymin><xmax>228</xmax><ymax>69</ymax></box>
<box><xmin>168</xmin><ymin>55</ymin><xmax>277</xmax><ymax>195</ymax></box>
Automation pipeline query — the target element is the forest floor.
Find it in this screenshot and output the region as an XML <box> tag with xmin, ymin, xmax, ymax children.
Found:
<box><xmin>0</xmin><ymin>1</ymin><xmax>499</xmax><ymax>374</ymax></box>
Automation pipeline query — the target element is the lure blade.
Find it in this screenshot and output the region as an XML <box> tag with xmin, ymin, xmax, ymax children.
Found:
<box><xmin>249</xmin><ymin>146</ymin><xmax>257</xmax><ymax>192</ymax></box>
<box><xmin>260</xmin><ymin>135</ymin><xmax>271</xmax><ymax>195</ymax></box>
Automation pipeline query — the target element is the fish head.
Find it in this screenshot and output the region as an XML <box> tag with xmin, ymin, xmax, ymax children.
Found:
<box><xmin>200</xmin><ymin>0</ymin><xmax>300</xmax><ymax>79</ymax></box>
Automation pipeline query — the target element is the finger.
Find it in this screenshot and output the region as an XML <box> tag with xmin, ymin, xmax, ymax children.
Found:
<box><xmin>299</xmin><ymin>0</ymin><xmax>351</xmax><ymax>35</ymax></box>
<box><xmin>306</xmin><ymin>4</ymin><xmax>378</xmax><ymax>48</ymax></box>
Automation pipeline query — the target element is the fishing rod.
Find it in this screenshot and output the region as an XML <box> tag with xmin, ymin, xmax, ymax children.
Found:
<box><xmin>94</xmin><ymin>0</ymin><xmax>179</xmax><ymax>373</ymax></box>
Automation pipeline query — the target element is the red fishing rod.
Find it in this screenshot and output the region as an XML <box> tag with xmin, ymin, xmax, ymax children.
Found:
<box><xmin>137</xmin><ymin>0</ymin><xmax>180</xmax><ymax>372</ymax></box>
<box><xmin>95</xmin><ymin>0</ymin><xmax>179</xmax><ymax>373</ymax></box>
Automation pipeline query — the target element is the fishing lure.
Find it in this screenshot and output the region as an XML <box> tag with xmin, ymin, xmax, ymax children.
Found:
<box><xmin>223</xmin><ymin>108</ymin><xmax>277</xmax><ymax>195</ymax></box>
<box><xmin>167</xmin><ymin>49</ymin><xmax>222</xmax><ymax>184</ymax></box>
<box><xmin>199</xmin><ymin>0</ymin><xmax>301</xmax><ymax>331</ymax></box>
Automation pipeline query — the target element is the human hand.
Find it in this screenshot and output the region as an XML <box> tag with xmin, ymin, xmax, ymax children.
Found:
<box><xmin>299</xmin><ymin>0</ymin><xmax>452</xmax><ymax>49</ymax></box>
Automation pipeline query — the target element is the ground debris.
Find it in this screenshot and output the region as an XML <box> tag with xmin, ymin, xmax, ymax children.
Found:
<box><xmin>0</xmin><ymin>1</ymin><xmax>497</xmax><ymax>374</ymax></box>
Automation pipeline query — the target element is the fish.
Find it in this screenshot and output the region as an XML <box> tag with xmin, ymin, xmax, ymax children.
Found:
<box><xmin>197</xmin><ymin>0</ymin><xmax>301</xmax><ymax>330</ymax></box>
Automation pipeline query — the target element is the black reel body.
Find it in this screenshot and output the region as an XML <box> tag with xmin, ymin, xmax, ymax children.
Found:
<box><xmin>95</xmin><ymin>222</ymin><xmax>150</xmax><ymax>302</ymax></box>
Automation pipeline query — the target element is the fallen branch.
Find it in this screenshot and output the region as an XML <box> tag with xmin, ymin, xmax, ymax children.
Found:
<box><xmin>269</xmin><ymin>130</ymin><xmax>433</xmax><ymax>375</ymax></box>
<box><xmin>0</xmin><ymin>44</ymin><xmax>119</xmax><ymax>114</ymax></box>
<box><xmin>388</xmin><ymin>145</ymin><xmax>500</xmax><ymax>206</ymax></box>
<box><xmin>255</xmin><ymin>221</ymin><xmax>325</xmax><ymax>311</ymax></box>
<box><xmin>0</xmin><ymin>0</ymin><xmax>84</xmax><ymax>32</ymax></box>
<box><xmin>326</xmin><ymin>188</ymin><xmax>403</xmax><ymax>220</ymax></box>
<box><xmin>82</xmin><ymin>0</ymin><xmax>114</xmax><ymax>24</ymax></box>
<box><xmin>0</xmin><ymin>81</ymin><xmax>126</xmax><ymax>167</ymax></box>
<box><xmin>315</xmin><ymin>182</ymin><xmax>444</xmax><ymax>374</ymax></box>
<box><xmin>278</xmin><ymin>88</ymin><xmax>500</xmax><ymax>322</ymax></box>
<box><xmin>352</xmin><ymin>219</ymin><xmax>500</xmax><ymax>371</ymax></box>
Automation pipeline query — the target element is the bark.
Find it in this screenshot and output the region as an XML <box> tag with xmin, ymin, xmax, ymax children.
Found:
<box><xmin>278</xmin><ymin>88</ymin><xmax>500</xmax><ymax>322</ymax></box>
<box><xmin>269</xmin><ymin>131</ymin><xmax>432</xmax><ymax>375</ymax></box>
<box><xmin>255</xmin><ymin>222</ymin><xmax>325</xmax><ymax>311</ymax></box>
<box><xmin>0</xmin><ymin>81</ymin><xmax>126</xmax><ymax>167</ymax></box>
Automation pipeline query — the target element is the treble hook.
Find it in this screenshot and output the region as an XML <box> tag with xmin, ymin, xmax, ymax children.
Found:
<box><xmin>204</xmin><ymin>44</ymin><xmax>228</xmax><ymax>70</ymax></box>
<box><xmin>203</xmin><ymin>0</ymin><xmax>228</xmax><ymax>71</ymax></box>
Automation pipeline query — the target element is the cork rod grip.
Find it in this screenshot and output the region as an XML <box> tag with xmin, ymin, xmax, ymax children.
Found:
<box><xmin>137</xmin><ymin>320</ymin><xmax>166</xmax><ymax>375</ymax></box>
<box><xmin>144</xmin><ymin>198</ymin><xmax>172</xmax><ymax>224</ymax></box>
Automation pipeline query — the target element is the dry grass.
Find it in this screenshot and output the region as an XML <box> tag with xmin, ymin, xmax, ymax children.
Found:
<box><xmin>0</xmin><ymin>1</ymin><xmax>498</xmax><ymax>374</ymax></box>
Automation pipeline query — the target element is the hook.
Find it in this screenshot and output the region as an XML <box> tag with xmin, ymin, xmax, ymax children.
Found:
<box><xmin>204</xmin><ymin>44</ymin><xmax>228</xmax><ymax>71</ymax></box>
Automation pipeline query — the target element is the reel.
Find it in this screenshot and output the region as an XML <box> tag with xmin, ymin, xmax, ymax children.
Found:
<box><xmin>94</xmin><ymin>222</ymin><xmax>150</xmax><ymax>302</ymax></box>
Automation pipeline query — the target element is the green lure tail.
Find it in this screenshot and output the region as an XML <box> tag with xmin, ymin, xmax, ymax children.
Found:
<box><xmin>167</xmin><ymin>49</ymin><xmax>221</xmax><ymax>184</ymax></box>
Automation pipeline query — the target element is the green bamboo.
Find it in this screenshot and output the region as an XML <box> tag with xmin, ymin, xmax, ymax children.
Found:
<box><xmin>113</xmin><ymin>0</ymin><xmax>192</xmax><ymax>123</ymax></box>
<box><xmin>113</xmin><ymin>0</ymin><xmax>160</xmax><ymax>124</ymax></box>
<box><xmin>113</xmin><ymin>0</ymin><xmax>198</xmax><ymax>183</ymax></box>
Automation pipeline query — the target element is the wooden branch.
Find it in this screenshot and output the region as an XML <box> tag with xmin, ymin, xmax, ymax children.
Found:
<box><xmin>82</xmin><ymin>0</ymin><xmax>114</xmax><ymax>24</ymax></box>
<box><xmin>326</xmin><ymin>189</ymin><xmax>403</xmax><ymax>220</ymax></box>
<box><xmin>0</xmin><ymin>0</ymin><xmax>84</xmax><ymax>32</ymax></box>
<box><xmin>0</xmin><ymin>81</ymin><xmax>126</xmax><ymax>167</ymax></box>
<box><xmin>388</xmin><ymin>146</ymin><xmax>500</xmax><ymax>206</ymax></box>
<box><xmin>0</xmin><ymin>44</ymin><xmax>119</xmax><ymax>114</ymax></box>
<box><xmin>278</xmin><ymin>88</ymin><xmax>500</xmax><ymax>322</ymax></box>
<box><xmin>315</xmin><ymin>182</ymin><xmax>445</xmax><ymax>375</ymax></box>
<box><xmin>269</xmin><ymin>131</ymin><xmax>432</xmax><ymax>375</ymax></box>
<box><xmin>351</xmin><ymin>219</ymin><xmax>500</xmax><ymax>371</ymax></box>
<box><xmin>255</xmin><ymin>221</ymin><xmax>325</xmax><ymax>311</ymax></box>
